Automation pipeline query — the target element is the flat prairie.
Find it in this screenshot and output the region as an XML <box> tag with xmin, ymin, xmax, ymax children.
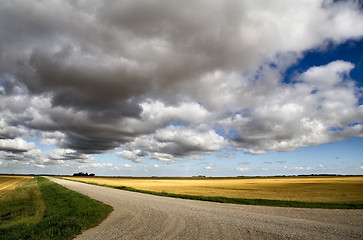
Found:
<box><xmin>0</xmin><ymin>175</ymin><xmax>32</xmax><ymax>197</ymax></box>
<box><xmin>63</xmin><ymin>175</ymin><xmax>363</xmax><ymax>203</ymax></box>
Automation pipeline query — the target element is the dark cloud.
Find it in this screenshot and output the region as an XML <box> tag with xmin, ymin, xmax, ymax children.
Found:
<box><xmin>28</xmin><ymin>47</ymin><xmax>152</xmax><ymax>107</ymax></box>
<box><xmin>51</xmin><ymin>90</ymin><xmax>142</xmax><ymax>118</ymax></box>
<box><xmin>62</xmin><ymin>133</ymin><xmax>121</xmax><ymax>154</ymax></box>
<box><xmin>0</xmin><ymin>0</ymin><xmax>363</xmax><ymax>165</ymax></box>
<box><xmin>0</xmin><ymin>123</ymin><xmax>24</xmax><ymax>140</ymax></box>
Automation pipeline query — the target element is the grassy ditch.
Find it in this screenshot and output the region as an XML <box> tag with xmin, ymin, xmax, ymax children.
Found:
<box><xmin>0</xmin><ymin>177</ymin><xmax>113</xmax><ymax>240</ymax></box>
<box><xmin>65</xmin><ymin>179</ymin><xmax>363</xmax><ymax>209</ymax></box>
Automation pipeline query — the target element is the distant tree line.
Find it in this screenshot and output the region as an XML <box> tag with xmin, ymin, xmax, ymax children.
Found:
<box><xmin>73</xmin><ymin>172</ymin><xmax>95</xmax><ymax>176</ymax></box>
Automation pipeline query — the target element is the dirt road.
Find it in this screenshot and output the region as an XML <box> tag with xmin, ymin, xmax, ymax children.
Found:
<box><xmin>47</xmin><ymin>177</ymin><xmax>363</xmax><ymax>240</ymax></box>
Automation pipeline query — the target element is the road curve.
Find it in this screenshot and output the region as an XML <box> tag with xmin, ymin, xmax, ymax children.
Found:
<box><xmin>47</xmin><ymin>177</ymin><xmax>363</xmax><ymax>240</ymax></box>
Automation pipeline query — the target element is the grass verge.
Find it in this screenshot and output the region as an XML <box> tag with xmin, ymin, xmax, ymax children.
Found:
<box><xmin>0</xmin><ymin>177</ymin><xmax>44</xmax><ymax>230</ymax></box>
<box><xmin>64</xmin><ymin>178</ymin><xmax>363</xmax><ymax>209</ymax></box>
<box><xmin>0</xmin><ymin>177</ymin><xmax>113</xmax><ymax>240</ymax></box>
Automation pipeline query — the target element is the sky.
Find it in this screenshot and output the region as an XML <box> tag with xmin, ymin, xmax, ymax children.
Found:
<box><xmin>0</xmin><ymin>0</ymin><xmax>363</xmax><ymax>176</ymax></box>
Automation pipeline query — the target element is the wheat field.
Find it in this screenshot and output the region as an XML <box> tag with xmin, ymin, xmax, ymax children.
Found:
<box><xmin>0</xmin><ymin>175</ymin><xmax>32</xmax><ymax>197</ymax></box>
<box><xmin>63</xmin><ymin>176</ymin><xmax>363</xmax><ymax>203</ymax></box>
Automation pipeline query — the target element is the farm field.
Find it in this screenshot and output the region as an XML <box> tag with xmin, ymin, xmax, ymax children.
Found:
<box><xmin>53</xmin><ymin>177</ymin><xmax>363</xmax><ymax>239</ymax></box>
<box><xmin>63</xmin><ymin>176</ymin><xmax>363</xmax><ymax>203</ymax></box>
<box><xmin>0</xmin><ymin>175</ymin><xmax>32</xmax><ymax>197</ymax></box>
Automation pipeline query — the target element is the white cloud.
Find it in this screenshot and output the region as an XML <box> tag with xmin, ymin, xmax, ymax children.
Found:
<box><xmin>289</xmin><ymin>166</ymin><xmax>313</xmax><ymax>170</ymax></box>
<box><xmin>47</xmin><ymin>148</ymin><xmax>96</xmax><ymax>163</ymax></box>
<box><xmin>120</xmin><ymin>126</ymin><xmax>227</xmax><ymax>163</ymax></box>
<box><xmin>35</xmin><ymin>164</ymin><xmax>45</xmax><ymax>168</ymax></box>
<box><xmin>123</xmin><ymin>164</ymin><xmax>136</xmax><ymax>170</ymax></box>
<box><xmin>293</xmin><ymin>167</ymin><xmax>306</xmax><ymax>170</ymax></box>
<box><xmin>0</xmin><ymin>138</ymin><xmax>35</xmax><ymax>152</ymax></box>
<box><xmin>138</xmin><ymin>100</ymin><xmax>210</xmax><ymax>131</ymax></box>
<box><xmin>117</xmin><ymin>150</ymin><xmax>145</xmax><ymax>163</ymax></box>
<box><xmin>0</xmin><ymin>0</ymin><xmax>363</xmax><ymax>170</ymax></box>
<box><xmin>40</xmin><ymin>131</ymin><xmax>66</xmax><ymax>146</ymax></box>
<box><xmin>91</xmin><ymin>163</ymin><xmax>114</xmax><ymax>168</ymax></box>
<box><xmin>300</xmin><ymin>61</ymin><xmax>354</xmax><ymax>89</ymax></box>
<box><xmin>236</xmin><ymin>167</ymin><xmax>249</xmax><ymax>172</ymax></box>
<box><xmin>78</xmin><ymin>162</ymin><xmax>120</xmax><ymax>171</ymax></box>
<box><xmin>0</xmin><ymin>138</ymin><xmax>95</xmax><ymax>170</ymax></box>
<box><xmin>223</xmin><ymin>60</ymin><xmax>363</xmax><ymax>153</ymax></box>
<box><xmin>204</xmin><ymin>163</ymin><xmax>216</xmax><ymax>171</ymax></box>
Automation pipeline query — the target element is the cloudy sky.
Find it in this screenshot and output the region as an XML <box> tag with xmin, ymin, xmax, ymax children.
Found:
<box><xmin>1</xmin><ymin>0</ymin><xmax>362</xmax><ymax>176</ymax></box>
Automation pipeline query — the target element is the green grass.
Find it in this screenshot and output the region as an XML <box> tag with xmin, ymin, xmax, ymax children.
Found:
<box><xmin>0</xmin><ymin>178</ymin><xmax>44</xmax><ymax>230</ymax></box>
<box><xmin>0</xmin><ymin>177</ymin><xmax>113</xmax><ymax>240</ymax></box>
<box><xmin>66</xmin><ymin>179</ymin><xmax>363</xmax><ymax>209</ymax></box>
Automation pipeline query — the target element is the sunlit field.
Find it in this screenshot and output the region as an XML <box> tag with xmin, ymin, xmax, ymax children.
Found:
<box><xmin>63</xmin><ymin>176</ymin><xmax>363</xmax><ymax>203</ymax></box>
<box><xmin>0</xmin><ymin>177</ymin><xmax>112</xmax><ymax>239</ymax></box>
<box><xmin>0</xmin><ymin>175</ymin><xmax>32</xmax><ymax>197</ymax></box>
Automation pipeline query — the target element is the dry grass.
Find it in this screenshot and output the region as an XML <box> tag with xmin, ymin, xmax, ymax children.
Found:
<box><xmin>0</xmin><ymin>175</ymin><xmax>32</xmax><ymax>197</ymax></box>
<box><xmin>63</xmin><ymin>176</ymin><xmax>363</xmax><ymax>203</ymax></box>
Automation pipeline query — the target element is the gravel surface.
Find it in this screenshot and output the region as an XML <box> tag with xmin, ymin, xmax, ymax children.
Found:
<box><xmin>47</xmin><ymin>177</ymin><xmax>363</xmax><ymax>240</ymax></box>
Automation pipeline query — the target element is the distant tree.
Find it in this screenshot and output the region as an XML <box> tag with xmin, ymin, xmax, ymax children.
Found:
<box><xmin>73</xmin><ymin>172</ymin><xmax>92</xmax><ymax>176</ymax></box>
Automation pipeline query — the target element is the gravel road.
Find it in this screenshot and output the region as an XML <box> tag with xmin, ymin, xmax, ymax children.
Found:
<box><xmin>47</xmin><ymin>177</ymin><xmax>363</xmax><ymax>240</ymax></box>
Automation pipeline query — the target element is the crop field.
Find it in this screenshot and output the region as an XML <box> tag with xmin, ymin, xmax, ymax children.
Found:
<box><xmin>0</xmin><ymin>175</ymin><xmax>32</xmax><ymax>197</ymax></box>
<box><xmin>63</xmin><ymin>176</ymin><xmax>363</xmax><ymax>203</ymax></box>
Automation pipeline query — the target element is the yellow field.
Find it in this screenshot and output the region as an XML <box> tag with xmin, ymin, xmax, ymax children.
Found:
<box><xmin>0</xmin><ymin>175</ymin><xmax>32</xmax><ymax>197</ymax></box>
<box><xmin>63</xmin><ymin>176</ymin><xmax>363</xmax><ymax>203</ymax></box>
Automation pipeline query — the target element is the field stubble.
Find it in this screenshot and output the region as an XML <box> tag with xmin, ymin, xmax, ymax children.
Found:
<box><xmin>0</xmin><ymin>175</ymin><xmax>32</xmax><ymax>197</ymax></box>
<box><xmin>63</xmin><ymin>176</ymin><xmax>363</xmax><ymax>203</ymax></box>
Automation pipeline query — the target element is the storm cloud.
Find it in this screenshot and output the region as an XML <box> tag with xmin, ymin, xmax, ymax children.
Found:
<box><xmin>0</xmin><ymin>0</ymin><xmax>363</xmax><ymax>165</ymax></box>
